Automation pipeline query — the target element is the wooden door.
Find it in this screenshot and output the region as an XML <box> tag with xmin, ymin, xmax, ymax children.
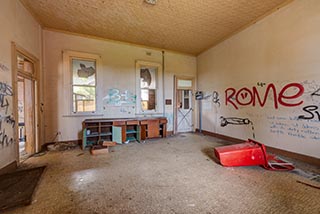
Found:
<box><xmin>24</xmin><ymin>78</ymin><xmax>35</xmax><ymax>154</ymax></box>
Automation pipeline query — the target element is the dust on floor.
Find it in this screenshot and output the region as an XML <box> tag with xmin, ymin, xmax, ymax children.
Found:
<box><xmin>5</xmin><ymin>133</ymin><xmax>320</xmax><ymax>214</ymax></box>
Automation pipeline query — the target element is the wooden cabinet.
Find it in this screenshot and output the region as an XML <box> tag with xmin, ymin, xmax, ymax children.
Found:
<box><xmin>82</xmin><ymin>119</ymin><xmax>113</xmax><ymax>149</ymax></box>
<box><xmin>82</xmin><ymin>117</ymin><xmax>167</xmax><ymax>149</ymax></box>
<box><xmin>139</xmin><ymin>118</ymin><xmax>168</xmax><ymax>140</ymax></box>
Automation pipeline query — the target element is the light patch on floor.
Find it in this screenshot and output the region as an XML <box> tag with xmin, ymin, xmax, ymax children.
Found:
<box><xmin>5</xmin><ymin>133</ymin><xmax>320</xmax><ymax>214</ymax></box>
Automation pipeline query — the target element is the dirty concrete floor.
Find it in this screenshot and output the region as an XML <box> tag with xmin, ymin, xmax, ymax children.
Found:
<box><xmin>5</xmin><ymin>133</ymin><xmax>320</xmax><ymax>214</ymax></box>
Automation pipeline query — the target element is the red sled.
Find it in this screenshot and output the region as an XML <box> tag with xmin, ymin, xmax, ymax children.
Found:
<box><xmin>214</xmin><ymin>139</ymin><xmax>294</xmax><ymax>171</ymax></box>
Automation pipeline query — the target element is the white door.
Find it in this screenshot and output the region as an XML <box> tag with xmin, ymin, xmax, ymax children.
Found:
<box><xmin>177</xmin><ymin>90</ymin><xmax>193</xmax><ymax>132</ymax></box>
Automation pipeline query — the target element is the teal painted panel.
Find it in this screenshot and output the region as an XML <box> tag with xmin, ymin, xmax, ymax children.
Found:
<box><xmin>83</xmin><ymin>128</ymin><xmax>87</xmax><ymax>149</ymax></box>
<box><xmin>112</xmin><ymin>126</ymin><xmax>122</xmax><ymax>144</ymax></box>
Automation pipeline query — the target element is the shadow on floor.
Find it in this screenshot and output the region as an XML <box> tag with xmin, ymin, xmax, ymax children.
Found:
<box><xmin>201</xmin><ymin>147</ymin><xmax>221</xmax><ymax>165</ymax></box>
<box><xmin>0</xmin><ymin>166</ymin><xmax>46</xmax><ymax>212</ymax></box>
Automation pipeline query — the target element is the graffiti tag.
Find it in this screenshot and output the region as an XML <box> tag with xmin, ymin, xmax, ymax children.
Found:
<box><xmin>225</xmin><ymin>83</ymin><xmax>304</xmax><ymax>110</ymax></box>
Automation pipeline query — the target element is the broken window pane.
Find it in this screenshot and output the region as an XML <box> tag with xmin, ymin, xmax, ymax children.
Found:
<box><xmin>72</xmin><ymin>59</ymin><xmax>96</xmax><ymax>86</ymax></box>
<box><xmin>140</xmin><ymin>67</ymin><xmax>157</xmax><ymax>89</ymax></box>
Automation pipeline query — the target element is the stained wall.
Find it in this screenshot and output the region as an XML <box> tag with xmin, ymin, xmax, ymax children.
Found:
<box><xmin>43</xmin><ymin>30</ymin><xmax>197</xmax><ymax>142</ymax></box>
<box><xmin>197</xmin><ymin>0</ymin><xmax>320</xmax><ymax>158</ymax></box>
<box><xmin>0</xmin><ymin>0</ymin><xmax>42</xmax><ymax>169</ymax></box>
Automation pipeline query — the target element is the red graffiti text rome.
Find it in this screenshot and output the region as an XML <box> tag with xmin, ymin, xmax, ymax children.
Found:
<box><xmin>225</xmin><ymin>83</ymin><xmax>304</xmax><ymax>110</ymax></box>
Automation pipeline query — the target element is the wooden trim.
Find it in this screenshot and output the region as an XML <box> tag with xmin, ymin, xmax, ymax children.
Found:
<box><xmin>199</xmin><ymin>0</ymin><xmax>294</xmax><ymax>55</ymax></box>
<box><xmin>11</xmin><ymin>42</ymin><xmax>19</xmax><ymax>164</ymax></box>
<box><xmin>11</xmin><ymin>42</ymin><xmax>41</xmax><ymax>162</ymax></box>
<box><xmin>0</xmin><ymin>161</ymin><xmax>17</xmax><ymax>176</ymax></box>
<box><xmin>266</xmin><ymin>147</ymin><xmax>320</xmax><ymax>167</ymax></box>
<box><xmin>197</xmin><ymin>129</ymin><xmax>320</xmax><ymax>167</ymax></box>
<box><xmin>197</xmin><ymin>129</ymin><xmax>244</xmax><ymax>144</ymax></box>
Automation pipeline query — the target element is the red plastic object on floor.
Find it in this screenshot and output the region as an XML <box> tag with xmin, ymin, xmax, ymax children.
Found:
<box><xmin>214</xmin><ymin>139</ymin><xmax>294</xmax><ymax>171</ymax></box>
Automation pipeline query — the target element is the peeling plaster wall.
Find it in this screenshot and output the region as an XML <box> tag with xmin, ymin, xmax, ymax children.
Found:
<box><xmin>0</xmin><ymin>0</ymin><xmax>41</xmax><ymax>169</ymax></box>
<box><xmin>43</xmin><ymin>30</ymin><xmax>197</xmax><ymax>142</ymax></box>
<box><xmin>197</xmin><ymin>0</ymin><xmax>320</xmax><ymax>158</ymax></box>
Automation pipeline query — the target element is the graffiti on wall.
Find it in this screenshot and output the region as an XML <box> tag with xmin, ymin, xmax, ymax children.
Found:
<box><xmin>268</xmin><ymin>116</ymin><xmax>320</xmax><ymax>141</ymax></box>
<box><xmin>225</xmin><ymin>83</ymin><xmax>304</xmax><ymax>110</ymax></box>
<box><xmin>0</xmin><ymin>79</ymin><xmax>15</xmax><ymax>147</ymax></box>
<box><xmin>0</xmin><ymin>82</ymin><xmax>13</xmax><ymax>114</ymax></box>
<box><xmin>220</xmin><ymin>116</ymin><xmax>252</xmax><ymax>127</ymax></box>
<box><xmin>0</xmin><ymin>63</ymin><xmax>9</xmax><ymax>72</ymax></box>
<box><xmin>221</xmin><ymin>80</ymin><xmax>320</xmax><ymax>141</ymax></box>
<box><xmin>220</xmin><ymin>116</ymin><xmax>255</xmax><ymax>139</ymax></box>
<box><xmin>203</xmin><ymin>90</ymin><xmax>221</xmax><ymax>107</ymax></box>
<box><xmin>311</xmin><ymin>88</ymin><xmax>320</xmax><ymax>97</ymax></box>
<box><xmin>298</xmin><ymin>88</ymin><xmax>320</xmax><ymax>121</ymax></box>
<box><xmin>103</xmin><ymin>88</ymin><xmax>136</xmax><ymax>106</ymax></box>
<box><xmin>298</xmin><ymin>105</ymin><xmax>320</xmax><ymax>121</ymax></box>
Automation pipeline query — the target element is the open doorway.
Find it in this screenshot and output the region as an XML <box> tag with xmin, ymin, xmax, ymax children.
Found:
<box><xmin>174</xmin><ymin>77</ymin><xmax>195</xmax><ymax>134</ymax></box>
<box><xmin>12</xmin><ymin>43</ymin><xmax>39</xmax><ymax>162</ymax></box>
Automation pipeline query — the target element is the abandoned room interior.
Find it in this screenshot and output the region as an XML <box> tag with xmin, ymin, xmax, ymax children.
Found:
<box><xmin>0</xmin><ymin>0</ymin><xmax>319</xmax><ymax>213</ymax></box>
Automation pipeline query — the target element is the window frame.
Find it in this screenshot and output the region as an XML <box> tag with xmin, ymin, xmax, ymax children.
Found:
<box><xmin>63</xmin><ymin>50</ymin><xmax>101</xmax><ymax>116</ymax></box>
<box><xmin>135</xmin><ymin>60</ymin><xmax>163</xmax><ymax>115</ymax></box>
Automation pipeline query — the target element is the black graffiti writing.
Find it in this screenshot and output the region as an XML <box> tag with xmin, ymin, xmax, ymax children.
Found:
<box><xmin>203</xmin><ymin>91</ymin><xmax>220</xmax><ymax>106</ymax></box>
<box><xmin>311</xmin><ymin>88</ymin><xmax>320</xmax><ymax>97</ymax></box>
<box><xmin>0</xmin><ymin>63</ymin><xmax>9</xmax><ymax>72</ymax></box>
<box><xmin>220</xmin><ymin>116</ymin><xmax>255</xmax><ymax>138</ymax></box>
<box><xmin>220</xmin><ymin>116</ymin><xmax>252</xmax><ymax>127</ymax></box>
<box><xmin>0</xmin><ymin>96</ymin><xmax>9</xmax><ymax>114</ymax></box>
<box><xmin>0</xmin><ymin>115</ymin><xmax>16</xmax><ymax>128</ymax></box>
<box><xmin>0</xmin><ymin>82</ymin><xmax>12</xmax><ymax>114</ymax></box>
<box><xmin>0</xmin><ymin>82</ymin><xmax>13</xmax><ymax>96</ymax></box>
<box><xmin>212</xmin><ymin>91</ymin><xmax>220</xmax><ymax>107</ymax></box>
<box><xmin>257</xmin><ymin>82</ymin><xmax>266</xmax><ymax>87</ymax></box>
<box><xmin>298</xmin><ymin>105</ymin><xmax>320</xmax><ymax>121</ymax></box>
<box><xmin>0</xmin><ymin>121</ymin><xmax>14</xmax><ymax>147</ymax></box>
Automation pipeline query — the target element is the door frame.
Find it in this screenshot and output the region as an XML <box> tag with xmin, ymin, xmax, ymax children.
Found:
<box><xmin>173</xmin><ymin>76</ymin><xmax>195</xmax><ymax>134</ymax></box>
<box><xmin>11</xmin><ymin>42</ymin><xmax>41</xmax><ymax>163</ymax></box>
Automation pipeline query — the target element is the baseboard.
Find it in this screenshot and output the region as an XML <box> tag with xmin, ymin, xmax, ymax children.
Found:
<box><xmin>0</xmin><ymin>161</ymin><xmax>17</xmax><ymax>175</ymax></box>
<box><xmin>197</xmin><ymin>129</ymin><xmax>320</xmax><ymax>167</ymax></box>
<box><xmin>167</xmin><ymin>131</ymin><xmax>174</xmax><ymax>136</ymax></box>
<box><xmin>196</xmin><ymin>129</ymin><xmax>244</xmax><ymax>144</ymax></box>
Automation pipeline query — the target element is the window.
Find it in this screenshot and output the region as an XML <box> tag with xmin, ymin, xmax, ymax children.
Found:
<box><xmin>140</xmin><ymin>66</ymin><xmax>157</xmax><ymax>111</ymax></box>
<box><xmin>63</xmin><ymin>51</ymin><xmax>100</xmax><ymax>115</ymax></box>
<box><xmin>72</xmin><ymin>59</ymin><xmax>96</xmax><ymax>112</ymax></box>
<box><xmin>136</xmin><ymin>61</ymin><xmax>163</xmax><ymax>114</ymax></box>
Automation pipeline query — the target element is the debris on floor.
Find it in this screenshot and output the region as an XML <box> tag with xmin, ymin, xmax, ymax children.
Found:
<box><xmin>0</xmin><ymin>166</ymin><xmax>46</xmax><ymax>211</ymax></box>
<box><xmin>214</xmin><ymin>139</ymin><xmax>294</xmax><ymax>171</ymax></box>
<box><xmin>296</xmin><ymin>180</ymin><xmax>320</xmax><ymax>189</ymax></box>
<box><xmin>101</xmin><ymin>141</ymin><xmax>117</xmax><ymax>147</ymax></box>
<box><xmin>47</xmin><ymin>141</ymin><xmax>79</xmax><ymax>151</ymax></box>
<box><xmin>90</xmin><ymin>145</ymin><xmax>109</xmax><ymax>155</ymax></box>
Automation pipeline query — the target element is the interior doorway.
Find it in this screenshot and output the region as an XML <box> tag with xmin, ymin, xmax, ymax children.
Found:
<box><xmin>177</xmin><ymin>90</ymin><xmax>193</xmax><ymax>132</ymax></box>
<box><xmin>12</xmin><ymin>43</ymin><xmax>39</xmax><ymax>162</ymax></box>
<box><xmin>174</xmin><ymin>77</ymin><xmax>195</xmax><ymax>134</ymax></box>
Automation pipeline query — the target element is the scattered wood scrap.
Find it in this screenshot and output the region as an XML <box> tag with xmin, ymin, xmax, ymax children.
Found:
<box><xmin>101</xmin><ymin>141</ymin><xmax>117</xmax><ymax>147</ymax></box>
<box><xmin>296</xmin><ymin>180</ymin><xmax>320</xmax><ymax>189</ymax></box>
<box><xmin>90</xmin><ymin>145</ymin><xmax>109</xmax><ymax>155</ymax></box>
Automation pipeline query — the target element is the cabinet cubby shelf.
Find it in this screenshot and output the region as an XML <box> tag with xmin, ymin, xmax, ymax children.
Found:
<box><xmin>126</xmin><ymin>130</ymin><xmax>137</xmax><ymax>134</ymax></box>
<box><xmin>126</xmin><ymin>136</ymin><xmax>136</xmax><ymax>141</ymax></box>
<box><xmin>82</xmin><ymin>118</ymin><xmax>167</xmax><ymax>149</ymax></box>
